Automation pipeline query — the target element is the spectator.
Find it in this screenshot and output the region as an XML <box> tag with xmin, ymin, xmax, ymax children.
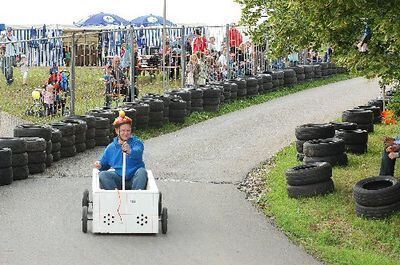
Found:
<box><xmin>229</xmin><ymin>24</ymin><xmax>243</xmax><ymax>52</ymax></box>
<box><xmin>192</xmin><ymin>28</ymin><xmax>207</xmax><ymax>54</ymax></box>
<box><xmin>379</xmin><ymin>136</ymin><xmax>400</xmax><ymax>176</ymax></box>
<box><xmin>207</xmin><ymin>36</ymin><xmax>217</xmax><ymax>55</ymax></box>
<box><xmin>19</xmin><ymin>54</ymin><xmax>29</xmax><ymax>85</ymax></box>
<box><xmin>186</xmin><ymin>54</ymin><xmax>200</xmax><ymax>87</ymax></box>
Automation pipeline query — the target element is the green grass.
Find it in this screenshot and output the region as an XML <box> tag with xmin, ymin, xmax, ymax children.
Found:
<box><xmin>259</xmin><ymin>123</ymin><xmax>400</xmax><ymax>265</ymax></box>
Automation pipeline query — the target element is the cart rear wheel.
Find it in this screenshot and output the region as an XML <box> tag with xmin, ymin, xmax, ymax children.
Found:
<box><xmin>82</xmin><ymin>206</ymin><xmax>88</xmax><ymax>233</ymax></box>
<box><xmin>158</xmin><ymin>192</ymin><xmax>162</xmax><ymax>217</ymax></box>
<box><xmin>82</xmin><ymin>189</ymin><xmax>89</xmax><ymax>207</ymax></box>
<box><xmin>161</xmin><ymin>207</ymin><xmax>168</xmax><ymax>234</ymax></box>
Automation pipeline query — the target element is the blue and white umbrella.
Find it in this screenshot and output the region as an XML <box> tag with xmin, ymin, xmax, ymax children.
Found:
<box><xmin>130</xmin><ymin>14</ymin><xmax>176</xmax><ymax>27</ymax></box>
<box><xmin>77</xmin><ymin>12</ymin><xmax>129</xmax><ymax>27</ymax></box>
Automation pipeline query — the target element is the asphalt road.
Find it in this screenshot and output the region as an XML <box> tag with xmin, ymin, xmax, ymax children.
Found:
<box><xmin>0</xmin><ymin>77</ymin><xmax>381</xmax><ymax>265</ymax></box>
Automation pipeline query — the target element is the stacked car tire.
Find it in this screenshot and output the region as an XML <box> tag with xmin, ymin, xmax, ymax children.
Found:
<box><xmin>51</xmin><ymin>128</ymin><xmax>62</xmax><ymax>162</ymax></box>
<box><xmin>313</xmin><ymin>65</ymin><xmax>322</xmax><ymax>79</ymax></box>
<box><xmin>202</xmin><ymin>86</ymin><xmax>221</xmax><ymax>112</ymax></box>
<box><xmin>93</xmin><ymin>117</ymin><xmax>110</xmax><ymax>146</ymax></box>
<box><xmin>142</xmin><ymin>98</ymin><xmax>165</xmax><ymax>128</ymax></box>
<box><xmin>293</xmin><ymin>66</ymin><xmax>305</xmax><ymax>83</ymax></box>
<box><xmin>295</xmin><ymin>123</ymin><xmax>335</xmax><ymax>162</ymax></box>
<box><xmin>187</xmin><ymin>88</ymin><xmax>204</xmax><ymax>112</ymax></box>
<box><xmin>356</xmin><ymin>105</ymin><xmax>381</xmax><ymax>124</ymax></box>
<box><xmin>230</xmin><ymin>78</ymin><xmax>247</xmax><ymax>99</ymax></box>
<box><xmin>336</xmin><ymin>129</ymin><xmax>368</xmax><ymax>154</ymax></box>
<box><xmin>0</xmin><ymin>147</ymin><xmax>13</xmax><ymax>185</ymax></box>
<box><xmin>169</xmin><ymin>97</ymin><xmax>187</xmax><ymax>123</ymax></box>
<box><xmin>258</xmin><ymin>74</ymin><xmax>273</xmax><ymax>93</ymax></box>
<box><xmin>283</xmin><ymin>69</ymin><xmax>297</xmax><ymax>86</ymax></box>
<box><xmin>50</xmin><ymin>122</ymin><xmax>76</xmax><ymax>158</ymax></box>
<box><xmin>123</xmin><ymin>102</ymin><xmax>150</xmax><ymax>130</ymax></box>
<box><xmin>0</xmin><ymin>137</ymin><xmax>28</xmax><ymax>180</ymax></box>
<box><xmin>63</xmin><ymin>118</ymin><xmax>88</xmax><ymax>153</ymax></box>
<box><xmin>69</xmin><ymin>115</ymin><xmax>97</xmax><ymax>149</ymax></box>
<box><xmin>244</xmin><ymin>76</ymin><xmax>259</xmax><ymax>97</ymax></box>
<box><xmin>270</xmin><ymin>72</ymin><xmax>279</xmax><ymax>90</ymax></box>
<box><xmin>320</xmin><ymin>63</ymin><xmax>329</xmax><ymax>77</ymax></box>
<box><xmin>169</xmin><ymin>89</ymin><xmax>191</xmax><ymax>116</ymax></box>
<box><xmin>303</xmin><ymin>65</ymin><xmax>315</xmax><ymax>81</ymax></box>
<box><xmin>23</xmin><ymin>137</ymin><xmax>46</xmax><ymax>174</ymax></box>
<box><xmin>285</xmin><ymin>162</ymin><xmax>334</xmax><ymax>198</ymax></box>
<box><xmin>342</xmin><ymin>109</ymin><xmax>374</xmax><ymax>133</ymax></box>
<box><xmin>303</xmin><ymin>138</ymin><xmax>348</xmax><ymax>166</ymax></box>
<box><xmin>87</xmin><ymin>109</ymin><xmax>117</xmax><ymax>140</ymax></box>
<box><xmin>353</xmin><ymin>176</ymin><xmax>400</xmax><ymax>219</ymax></box>
<box><xmin>220</xmin><ymin>83</ymin><xmax>231</xmax><ymax>103</ymax></box>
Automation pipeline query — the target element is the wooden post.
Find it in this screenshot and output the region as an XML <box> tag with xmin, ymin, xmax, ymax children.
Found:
<box><xmin>70</xmin><ymin>33</ymin><xmax>76</xmax><ymax>115</ymax></box>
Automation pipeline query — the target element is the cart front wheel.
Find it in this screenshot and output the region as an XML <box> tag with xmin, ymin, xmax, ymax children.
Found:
<box><xmin>161</xmin><ymin>207</ymin><xmax>168</xmax><ymax>234</ymax></box>
<box><xmin>82</xmin><ymin>189</ymin><xmax>89</xmax><ymax>207</ymax></box>
<box><xmin>158</xmin><ymin>192</ymin><xmax>162</xmax><ymax>217</ymax></box>
<box><xmin>82</xmin><ymin>206</ymin><xmax>88</xmax><ymax>233</ymax></box>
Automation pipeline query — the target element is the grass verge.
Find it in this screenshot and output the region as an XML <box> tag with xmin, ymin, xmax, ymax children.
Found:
<box><xmin>259</xmin><ymin>123</ymin><xmax>400</xmax><ymax>265</ymax></box>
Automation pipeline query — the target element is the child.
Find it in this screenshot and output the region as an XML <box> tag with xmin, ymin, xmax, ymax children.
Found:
<box><xmin>197</xmin><ymin>52</ymin><xmax>207</xmax><ymax>86</ymax></box>
<box><xmin>43</xmin><ymin>84</ymin><xmax>55</xmax><ymax>116</ymax></box>
<box><xmin>19</xmin><ymin>54</ymin><xmax>29</xmax><ymax>85</ymax></box>
<box><xmin>103</xmin><ymin>64</ymin><xmax>113</xmax><ymax>106</ymax></box>
<box><xmin>186</xmin><ymin>54</ymin><xmax>200</xmax><ymax>87</ymax></box>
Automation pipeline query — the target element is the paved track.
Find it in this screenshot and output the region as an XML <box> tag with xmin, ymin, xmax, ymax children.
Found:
<box><xmin>0</xmin><ymin>78</ymin><xmax>380</xmax><ymax>265</ymax></box>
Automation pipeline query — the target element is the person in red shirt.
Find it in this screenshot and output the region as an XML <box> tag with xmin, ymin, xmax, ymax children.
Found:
<box><xmin>229</xmin><ymin>25</ymin><xmax>243</xmax><ymax>53</ymax></box>
<box><xmin>192</xmin><ymin>29</ymin><xmax>207</xmax><ymax>54</ymax></box>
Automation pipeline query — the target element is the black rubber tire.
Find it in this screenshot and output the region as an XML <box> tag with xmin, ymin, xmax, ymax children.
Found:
<box><xmin>149</xmin><ymin>111</ymin><xmax>164</xmax><ymax>121</ymax></box>
<box><xmin>158</xmin><ymin>192</ymin><xmax>162</xmax><ymax>217</ymax></box>
<box><xmin>86</xmin><ymin>139</ymin><xmax>96</xmax><ymax>149</ymax></box>
<box><xmin>75</xmin><ymin>143</ymin><xmax>87</xmax><ymax>153</ymax></box>
<box><xmin>68</xmin><ymin>115</ymin><xmax>96</xmax><ymax>128</ymax></box>
<box><xmin>203</xmin><ymin>98</ymin><xmax>220</xmax><ymax>105</ymax></box>
<box><xmin>353</xmin><ymin>176</ymin><xmax>400</xmax><ymax>207</ymax></box>
<box><xmin>356</xmin><ymin>105</ymin><xmax>381</xmax><ymax>124</ymax></box>
<box><xmin>0</xmin><ymin>148</ymin><xmax>12</xmax><ymax>168</ymax></box>
<box><xmin>357</xmin><ymin>123</ymin><xmax>374</xmax><ymax>133</ymax></box>
<box><xmin>86</xmin><ymin>128</ymin><xmax>96</xmax><ymax>139</ymax></box>
<box><xmin>28</xmin><ymin>163</ymin><xmax>46</xmax><ymax>174</ymax></box>
<box><xmin>45</xmin><ymin>153</ymin><xmax>53</xmax><ymax>167</ymax></box>
<box><xmin>46</xmin><ymin>141</ymin><xmax>52</xmax><ymax>154</ymax></box>
<box><xmin>94</xmin><ymin>117</ymin><xmax>110</xmax><ymax>129</ymax></box>
<box><xmin>296</xmin><ymin>140</ymin><xmax>305</xmax><ymax>153</ymax></box>
<box><xmin>161</xmin><ymin>207</ymin><xmax>168</xmax><ymax>234</ymax></box>
<box><xmin>52</xmin><ymin>142</ymin><xmax>61</xmax><ymax>153</ymax></box>
<box><xmin>60</xmin><ymin>135</ymin><xmax>76</xmax><ymax>147</ymax></box>
<box><xmin>283</xmin><ymin>69</ymin><xmax>296</xmax><ymax>78</ymax></box>
<box><xmin>330</xmin><ymin>122</ymin><xmax>358</xmax><ymax>131</ymax></box>
<box><xmin>51</xmin><ymin>128</ymin><xmax>62</xmax><ymax>143</ymax></box>
<box><xmin>303</xmin><ymin>138</ymin><xmax>345</xmax><ymax>157</ymax></box>
<box><xmin>355</xmin><ymin>201</ymin><xmax>400</xmax><ymax>219</ymax></box>
<box><xmin>82</xmin><ymin>206</ymin><xmax>88</xmax><ymax>233</ymax></box>
<box><xmin>187</xmin><ymin>88</ymin><xmax>203</xmax><ymax>99</ymax></box>
<box><xmin>94</xmin><ymin>128</ymin><xmax>109</xmax><ymax>137</ymax></box>
<box><xmin>202</xmin><ymin>88</ymin><xmax>221</xmax><ymax>98</ymax></box>
<box><xmin>169</xmin><ymin>99</ymin><xmax>187</xmax><ymax>110</ymax></box>
<box><xmin>142</xmin><ymin>98</ymin><xmax>164</xmax><ymax>112</ymax></box>
<box><xmin>287</xmin><ymin>179</ymin><xmax>335</xmax><ymax>198</ymax></box>
<box><xmin>62</xmin><ymin>119</ymin><xmax>87</xmax><ymax>135</ymax></box>
<box><xmin>203</xmin><ymin>104</ymin><xmax>220</xmax><ymax>112</ymax></box>
<box><xmin>169</xmin><ymin>109</ymin><xmax>187</xmax><ymax>118</ymax></box>
<box><xmin>52</xmin><ymin>151</ymin><xmax>61</xmax><ymax>162</ymax></box>
<box><xmin>295</xmin><ymin>124</ymin><xmax>335</xmax><ymax>141</ymax></box>
<box><xmin>335</xmin><ymin>129</ymin><xmax>368</xmax><ymax>145</ymax></box>
<box><xmin>342</xmin><ymin>109</ymin><xmax>373</xmax><ymax>124</ymax></box>
<box><xmin>86</xmin><ymin>109</ymin><xmax>116</xmax><ymax>123</ymax></box>
<box><xmin>0</xmin><ymin>167</ymin><xmax>13</xmax><ymax>185</ymax></box>
<box><xmin>263</xmin><ymin>82</ymin><xmax>273</xmax><ymax>91</ymax></box>
<box><xmin>304</xmin><ymin>153</ymin><xmax>348</xmax><ymax>166</ymax></box>
<box><xmin>82</xmin><ymin>189</ymin><xmax>90</xmax><ymax>207</ymax></box>
<box><xmin>346</xmin><ymin>144</ymin><xmax>368</xmax><ymax>154</ymax></box>
<box><xmin>169</xmin><ymin>116</ymin><xmax>185</xmax><ymax>123</ymax></box>
<box><xmin>95</xmin><ymin>137</ymin><xmax>110</xmax><ymax>147</ymax></box>
<box><xmin>21</xmin><ymin>137</ymin><xmax>46</xmax><ymax>152</ymax></box>
<box><xmin>0</xmin><ymin>137</ymin><xmax>27</xmax><ymax>153</ymax></box>
<box><xmin>14</xmin><ymin>124</ymin><xmax>52</xmax><ymax>141</ymax></box>
<box><xmin>60</xmin><ymin>146</ymin><xmax>77</xmax><ymax>158</ymax></box>
<box><xmin>50</xmin><ymin>122</ymin><xmax>75</xmax><ymax>137</ymax></box>
<box><xmin>12</xmin><ymin>152</ymin><xmax>28</xmax><ymax>167</ymax></box>
<box><xmin>286</xmin><ymin>162</ymin><xmax>332</xmax><ymax>186</ymax></box>
<box><xmin>28</xmin><ymin>151</ymin><xmax>46</xmax><ymax>164</ymax></box>
<box><xmin>12</xmin><ymin>165</ymin><xmax>29</xmax><ymax>180</ymax></box>
<box><xmin>75</xmin><ymin>133</ymin><xmax>86</xmax><ymax>144</ymax></box>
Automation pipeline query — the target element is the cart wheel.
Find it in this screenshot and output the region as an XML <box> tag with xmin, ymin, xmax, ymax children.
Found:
<box><xmin>82</xmin><ymin>206</ymin><xmax>88</xmax><ymax>233</ymax></box>
<box><xmin>158</xmin><ymin>192</ymin><xmax>162</xmax><ymax>217</ymax></box>
<box><xmin>82</xmin><ymin>189</ymin><xmax>89</xmax><ymax>207</ymax></box>
<box><xmin>161</xmin><ymin>207</ymin><xmax>168</xmax><ymax>234</ymax></box>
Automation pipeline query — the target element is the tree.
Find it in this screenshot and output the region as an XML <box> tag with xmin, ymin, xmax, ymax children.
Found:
<box><xmin>236</xmin><ymin>0</ymin><xmax>400</xmax><ymax>84</ymax></box>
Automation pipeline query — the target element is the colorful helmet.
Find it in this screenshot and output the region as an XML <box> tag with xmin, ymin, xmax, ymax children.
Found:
<box><xmin>113</xmin><ymin>110</ymin><xmax>132</xmax><ymax>127</ymax></box>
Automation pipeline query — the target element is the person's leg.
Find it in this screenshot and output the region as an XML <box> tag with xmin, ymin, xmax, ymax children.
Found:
<box><xmin>99</xmin><ymin>171</ymin><xmax>122</xmax><ymax>190</ymax></box>
<box><xmin>131</xmin><ymin>167</ymin><xmax>148</xmax><ymax>190</ymax></box>
<box><xmin>379</xmin><ymin>149</ymin><xmax>396</xmax><ymax>176</ymax></box>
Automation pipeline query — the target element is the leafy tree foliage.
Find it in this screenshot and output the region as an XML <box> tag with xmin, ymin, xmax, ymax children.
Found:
<box><xmin>236</xmin><ymin>0</ymin><xmax>400</xmax><ymax>84</ymax></box>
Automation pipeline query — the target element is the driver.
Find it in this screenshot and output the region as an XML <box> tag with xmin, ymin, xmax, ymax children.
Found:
<box><xmin>94</xmin><ymin>111</ymin><xmax>148</xmax><ymax>190</ymax></box>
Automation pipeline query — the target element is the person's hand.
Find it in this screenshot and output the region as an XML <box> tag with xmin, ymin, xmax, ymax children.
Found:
<box><xmin>386</xmin><ymin>144</ymin><xmax>400</xmax><ymax>153</ymax></box>
<box><xmin>388</xmin><ymin>152</ymin><xmax>399</xmax><ymax>160</ymax></box>
<box><xmin>121</xmin><ymin>141</ymin><xmax>131</xmax><ymax>155</ymax></box>
<box><xmin>94</xmin><ymin>161</ymin><xmax>101</xmax><ymax>169</ymax></box>
<box><xmin>384</xmin><ymin>136</ymin><xmax>395</xmax><ymax>147</ymax></box>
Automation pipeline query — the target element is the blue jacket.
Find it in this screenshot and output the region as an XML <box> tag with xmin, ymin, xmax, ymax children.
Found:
<box><xmin>99</xmin><ymin>136</ymin><xmax>145</xmax><ymax>181</ymax></box>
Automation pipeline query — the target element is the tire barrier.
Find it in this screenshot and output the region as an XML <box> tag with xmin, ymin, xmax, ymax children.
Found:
<box><xmin>0</xmin><ymin>148</ymin><xmax>13</xmax><ymax>185</ymax></box>
<box><xmin>143</xmin><ymin>93</ymin><xmax>171</xmax><ymax>123</ymax></box>
<box><xmin>320</xmin><ymin>62</ymin><xmax>329</xmax><ymax>77</ymax></box>
<box><xmin>283</xmin><ymin>69</ymin><xmax>297</xmax><ymax>86</ymax></box>
<box><xmin>69</xmin><ymin>115</ymin><xmax>97</xmax><ymax>150</ymax></box>
<box><xmin>86</xmin><ymin>109</ymin><xmax>117</xmax><ymax>141</ymax></box>
<box><xmin>168</xmin><ymin>89</ymin><xmax>192</xmax><ymax>116</ymax></box>
<box><xmin>50</xmin><ymin>122</ymin><xmax>76</xmax><ymax>158</ymax></box>
<box><xmin>355</xmin><ymin>105</ymin><xmax>381</xmax><ymax>124</ymax></box>
<box><xmin>51</xmin><ymin>128</ymin><xmax>62</xmax><ymax>162</ymax></box>
<box><xmin>258</xmin><ymin>74</ymin><xmax>273</xmax><ymax>93</ymax></box>
<box><xmin>22</xmin><ymin>137</ymin><xmax>46</xmax><ymax>174</ymax></box>
<box><xmin>0</xmin><ymin>137</ymin><xmax>28</xmax><ymax>180</ymax></box>
<box><xmin>94</xmin><ymin>117</ymin><xmax>111</xmax><ymax>146</ymax></box>
<box><xmin>342</xmin><ymin>109</ymin><xmax>374</xmax><ymax>133</ymax></box>
<box><xmin>169</xmin><ymin>97</ymin><xmax>187</xmax><ymax>123</ymax></box>
<box><xmin>62</xmin><ymin>118</ymin><xmax>88</xmax><ymax>153</ymax></box>
<box><xmin>256</xmin><ymin>75</ymin><xmax>264</xmax><ymax>94</ymax></box>
<box><xmin>313</xmin><ymin>65</ymin><xmax>322</xmax><ymax>79</ymax></box>
<box><xmin>367</xmin><ymin>99</ymin><xmax>388</xmax><ymax>113</ymax></box>
<box><xmin>202</xmin><ymin>86</ymin><xmax>222</xmax><ymax>112</ymax></box>
<box><xmin>229</xmin><ymin>78</ymin><xmax>247</xmax><ymax>99</ymax></box>
<box><xmin>330</xmin><ymin>122</ymin><xmax>358</xmax><ymax>131</ymax></box>
<box><xmin>187</xmin><ymin>88</ymin><xmax>204</xmax><ymax>112</ymax></box>
<box><xmin>142</xmin><ymin>98</ymin><xmax>165</xmax><ymax>128</ymax></box>
<box><xmin>285</xmin><ymin>162</ymin><xmax>334</xmax><ymax>198</ymax></box>
<box><xmin>273</xmin><ymin>71</ymin><xmax>285</xmax><ymax>87</ymax></box>
<box><xmin>220</xmin><ymin>82</ymin><xmax>231</xmax><ymax>104</ymax></box>
<box><xmin>303</xmin><ymin>138</ymin><xmax>347</xmax><ymax>166</ymax></box>
<box><xmin>353</xmin><ymin>176</ymin><xmax>400</xmax><ymax>219</ymax></box>
<box><xmin>124</xmin><ymin>102</ymin><xmax>150</xmax><ymax>130</ymax></box>
<box><xmin>335</xmin><ymin>129</ymin><xmax>368</xmax><ymax>154</ymax></box>
<box><xmin>295</xmin><ymin>123</ymin><xmax>335</xmax><ymax>162</ymax></box>
<box><xmin>303</xmin><ymin>65</ymin><xmax>315</xmax><ymax>81</ymax></box>
<box><xmin>270</xmin><ymin>72</ymin><xmax>279</xmax><ymax>90</ymax></box>
<box><xmin>243</xmin><ymin>76</ymin><xmax>259</xmax><ymax>97</ymax></box>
